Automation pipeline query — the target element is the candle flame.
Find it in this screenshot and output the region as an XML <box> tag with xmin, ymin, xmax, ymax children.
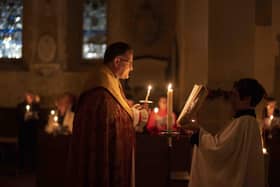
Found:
<box><xmin>26</xmin><ymin>105</ymin><xmax>30</xmax><ymax>111</ymax></box>
<box><xmin>145</xmin><ymin>84</ymin><xmax>152</xmax><ymax>101</ymax></box>
<box><xmin>262</xmin><ymin>147</ymin><xmax>268</xmax><ymax>154</ymax></box>
<box><xmin>153</xmin><ymin>107</ymin><xmax>159</xmax><ymax>113</ymax></box>
<box><xmin>50</xmin><ymin>110</ymin><xmax>55</xmax><ymax>115</ymax></box>
<box><xmin>54</xmin><ymin>115</ymin><xmax>58</xmax><ymax>122</ymax></box>
<box><xmin>270</xmin><ymin>115</ymin><xmax>274</xmax><ymax>120</ymax></box>
<box><xmin>168</xmin><ymin>83</ymin><xmax>172</xmax><ymax>90</ymax></box>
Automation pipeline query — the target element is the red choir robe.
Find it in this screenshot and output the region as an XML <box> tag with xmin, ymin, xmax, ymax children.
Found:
<box><xmin>146</xmin><ymin>109</ymin><xmax>177</xmax><ymax>134</ymax></box>
<box><xmin>67</xmin><ymin>64</ymin><xmax>135</xmax><ymax>187</ymax></box>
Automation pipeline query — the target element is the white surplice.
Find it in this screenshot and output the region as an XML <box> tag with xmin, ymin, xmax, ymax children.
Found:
<box><xmin>189</xmin><ymin>115</ymin><xmax>264</xmax><ymax>187</ymax></box>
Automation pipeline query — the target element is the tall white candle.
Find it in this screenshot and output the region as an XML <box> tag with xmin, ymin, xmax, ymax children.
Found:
<box><xmin>145</xmin><ymin>85</ymin><xmax>152</xmax><ymax>101</ymax></box>
<box><xmin>167</xmin><ymin>83</ymin><xmax>173</xmax><ymax>132</ymax></box>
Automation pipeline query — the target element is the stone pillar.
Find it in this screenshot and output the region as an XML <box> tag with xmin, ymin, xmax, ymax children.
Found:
<box><xmin>254</xmin><ymin>0</ymin><xmax>274</xmax><ymax>96</ymax></box>
<box><xmin>275</xmin><ymin>35</ymin><xmax>280</xmax><ymax>100</ymax></box>
<box><xmin>254</xmin><ymin>26</ymin><xmax>275</xmax><ymax>95</ymax></box>
<box><xmin>107</xmin><ymin>0</ymin><xmax>125</xmax><ymax>42</ymax></box>
<box><xmin>176</xmin><ymin>0</ymin><xmax>208</xmax><ymax>107</ymax></box>
<box><xmin>176</xmin><ymin>0</ymin><xmax>256</xmax><ymax>107</ymax></box>
<box><xmin>208</xmin><ymin>0</ymin><xmax>255</xmax><ymax>89</ymax></box>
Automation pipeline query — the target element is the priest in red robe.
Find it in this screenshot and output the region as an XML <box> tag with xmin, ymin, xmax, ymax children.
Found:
<box><xmin>67</xmin><ymin>42</ymin><xmax>147</xmax><ymax>187</ymax></box>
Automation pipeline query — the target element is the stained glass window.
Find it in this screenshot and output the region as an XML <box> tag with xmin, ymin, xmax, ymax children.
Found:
<box><xmin>83</xmin><ymin>0</ymin><xmax>106</xmax><ymax>59</ymax></box>
<box><xmin>0</xmin><ymin>0</ymin><xmax>23</xmax><ymax>59</ymax></box>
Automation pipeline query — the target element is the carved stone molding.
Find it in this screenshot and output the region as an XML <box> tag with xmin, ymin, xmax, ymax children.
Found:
<box><xmin>32</xmin><ymin>63</ymin><xmax>60</xmax><ymax>77</ymax></box>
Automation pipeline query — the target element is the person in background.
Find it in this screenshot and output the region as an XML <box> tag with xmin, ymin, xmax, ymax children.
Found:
<box><xmin>262</xmin><ymin>97</ymin><xmax>280</xmax><ymax>129</ymax></box>
<box><xmin>146</xmin><ymin>96</ymin><xmax>177</xmax><ymax>135</ymax></box>
<box><xmin>45</xmin><ymin>92</ymin><xmax>76</xmax><ymax>135</ymax></box>
<box><xmin>17</xmin><ymin>91</ymin><xmax>41</xmax><ymax>172</ymax></box>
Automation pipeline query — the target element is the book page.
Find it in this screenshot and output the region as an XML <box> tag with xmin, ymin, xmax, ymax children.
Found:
<box><xmin>177</xmin><ymin>84</ymin><xmax>208</xmax><ymax>126</ymax></box>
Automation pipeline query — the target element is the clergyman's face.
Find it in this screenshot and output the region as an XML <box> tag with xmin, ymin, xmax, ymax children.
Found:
<box><xmin>115</xmin><ymin>50</ymin><xmax>133</xmax><ymax>79</ymax></box>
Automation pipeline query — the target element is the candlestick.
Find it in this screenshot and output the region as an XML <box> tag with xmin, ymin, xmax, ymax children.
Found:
<box><xmin>167</xmin><ymin>83</ymin><xmax>173</xmax><ymax>132</ymax></box>
<box><xmin>145</xmin><ymin>85</ymin><xmax>152</xmax><ymax>101</ymax></box>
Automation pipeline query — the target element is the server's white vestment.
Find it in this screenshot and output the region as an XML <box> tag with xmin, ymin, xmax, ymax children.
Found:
<box><xmin>189</xmin><ymin>115</ymin><xmax>264</xmax><ymax>187</ymax></box>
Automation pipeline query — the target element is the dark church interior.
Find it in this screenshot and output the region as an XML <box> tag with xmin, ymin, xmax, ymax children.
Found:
<box><xmin>0</xmin><ymin>0</ymin><xmax>280</xmax><ymax>186</ymax></box>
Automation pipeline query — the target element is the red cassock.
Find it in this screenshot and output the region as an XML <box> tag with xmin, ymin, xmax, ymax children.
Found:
<box><xmin>67</xmin><ymin>87</ymin><xmax>135</xmax><ymax>187</ymax></box>
<box><xmin>146</xmin><ymin>109</ymin><xmax>177</xmax><ymax>135</ymax></box>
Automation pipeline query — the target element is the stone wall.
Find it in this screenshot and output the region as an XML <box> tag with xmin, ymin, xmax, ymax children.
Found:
<box><xmin>0</xmin><ymin>0</ymin><xmax>176</xmax><ymax>108</ymax></box>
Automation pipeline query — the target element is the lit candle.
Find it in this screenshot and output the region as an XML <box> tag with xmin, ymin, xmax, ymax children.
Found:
<box><xmin>50</xmin><ymin>110</ymin><xmax>55</xmax><ymax>115</ymax></box>
<box><xmin>26</xmin><ymin>105</ymin><xmax>30</xmax><ymax>112</ymax></box>
<box><xmin>167</xmin><ymin>83</ymin><xmax>173</xmax><ymax>132</ymax></box>
<box><xmin>145</xmin><ymin>85</ymin><xmax>152</xmax><ymax>101</ymax></box>
<box><xmin>53</xmin><ymin>115</ymin><xmax>59</xmax><ymax>127</ymax></box>
<box><xmin>269</xmin><ymin>115</ymin><xmax>274</xmax><ymax>126</ymax></box>
<box><xmin>262</xmin><ymin>147</ymin><xmax>268</xmax><ymax>154</ymax></box>
<box><xmin>54</xmin><ymin>115</ymin><xmax>58</xmax><ymax>122</ymax></box>
<box><xmin>153</xmin><ymin>107</ymin><xmax>159</xmax><ymax>114</ymax></box>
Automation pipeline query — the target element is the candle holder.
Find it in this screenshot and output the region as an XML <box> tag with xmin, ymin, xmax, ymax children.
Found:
<box><xmin>159</xmin><ymin>129</ymin><xmax>180</xmax><ymax>187</ymax></box>
<box><xmin>159</xmin><ymin>130</ymin><xmax>180</xmax><ymax>148</ymax></box>
<box><xmin>139</xmin><ymin>100</ymin><xmax>153</xmax><ymax>104</ymax></box>
<box><xmin>159</xmin><ymin>130</ymin><xmax>180</xmax><ymax>136</ymax></box>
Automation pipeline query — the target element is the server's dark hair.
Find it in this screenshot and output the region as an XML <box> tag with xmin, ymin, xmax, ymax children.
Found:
<box><xmin>233</xmin><ymin>78</ymin><xmax>266</xmax><ymax>107</ymax></box>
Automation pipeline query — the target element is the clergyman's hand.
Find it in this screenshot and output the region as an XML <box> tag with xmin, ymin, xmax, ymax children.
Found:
<box><xmin>131</xmin><ymin>104</ymin><xmax>149</xmax><ymax>132</ymax></box>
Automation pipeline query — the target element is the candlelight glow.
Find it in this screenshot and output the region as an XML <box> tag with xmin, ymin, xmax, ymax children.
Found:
<box><xmin>191</xmin><ymin>119</ymin><xmax>196</xmax><ymax>123</ymax></box>
<box><xmin>26</xmin><ymin>105</ymin><xmax>30</xmax><ymax>111</ymax></box>
<box><xmin>270</xmin><ymin>115</ymin><xmax>274</xmax><ymax>120</ymax></box>
<box><xmin>50</xmin><ymin>110</ymin><xmax>55</xmax><ymax>115</ymax></box>
<box><xmin>168</xmin><ymin>83</ymin><xmax>172</xmax><ymax>90</ymax></box>
<box><xmin>153</xmin><ymin>107</ymin><xmax>159</xmax><ymax>113</ymax></box>
<box><xmin>54</xmin><ymin>115</ymin><xmax>58</xmax><ymax>122</ymax></box>
<box><xmin>148</xmin><ymin>85</ymin><xmax>152</xmax><ymax>91</ymax></box>
<box><xmin>262</xmin><ymin>147</ymin><xmax>268</xmax><ymax>154</ymax></box>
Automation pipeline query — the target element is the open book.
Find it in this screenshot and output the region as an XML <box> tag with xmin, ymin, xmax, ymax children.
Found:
<box><xmin>177</xmin><ymin>84</ymin><xmax>208</xmax><ymax>126</ymax></box>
